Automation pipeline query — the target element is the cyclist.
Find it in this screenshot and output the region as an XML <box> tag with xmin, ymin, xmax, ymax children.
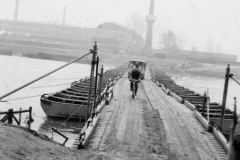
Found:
<box><xmin>129</xmin><ymin>64</ymin><xmax>141</xmax><ymax>96</ymax></box>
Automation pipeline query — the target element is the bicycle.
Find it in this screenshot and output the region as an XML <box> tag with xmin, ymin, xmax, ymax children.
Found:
<box><xmin>130</xmin><ymin>79</ymin><xmax>140</xmax><ymax>98</ymax></box>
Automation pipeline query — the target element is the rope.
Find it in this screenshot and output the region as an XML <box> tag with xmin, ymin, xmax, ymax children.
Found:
<box><xmin>0</xmin><ymin>52</ymin><xmax>91</xmax><ymax>100</ymax></box>
<box><xmin>231</xmin><ymin>76</ymin><xmax>240</xmax><ymax>86</ymax></box>
<box><xmin>56</xmin><ymin>102</ymin><xmax>87</xmax><ymax>129</ymax></box>
<box><xmin>51</xmin><ymin>102</ymin><xmax>88</xmax><ymax>139</ymax></box>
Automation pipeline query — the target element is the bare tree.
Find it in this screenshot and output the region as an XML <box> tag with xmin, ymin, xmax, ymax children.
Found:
<box><xmin>126</xmin><ymin>12</ymin><xmax>146</xmax><ymax>36</ymax></box>
<box><xmin>205</xmin><ymin>38</ymin><xmax>215</xmax><ymax>52</ymax></box>
<box><xmin>160</xmin><ymin>31</ymin><xmax>177</xmax><ymax>50</ymax></box>
<box><xmin>159</xmin><ymin>30</ymin><xmax>187</xmax><ymax>51</ymax></box>
<box><xmin>176</xmin><ymin>33</ymin><xmax>188</xmax><ymax>50</ymax></box>
<box><xmin>191</xmin><ymin>42</ymin><xmax>198</xmax><ymax>52</ymax></box>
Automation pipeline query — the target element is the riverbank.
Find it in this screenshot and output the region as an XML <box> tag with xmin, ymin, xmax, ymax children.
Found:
<box><xmin>164</xmin><ymin>63</ymin><xmax>240</xmax><ymax>79</ymax></box>
<box><xmin>187</xmin><ymin>64</ymin><xmax>240</xmax><ymax>79</ymax></box>
<box><xmin>0</xmin><ymin>122</ymin><xmax>104</xmax><ymax>160</ymax></box>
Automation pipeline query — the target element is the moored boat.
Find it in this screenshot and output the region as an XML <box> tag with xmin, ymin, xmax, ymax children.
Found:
<box><xmin>40</xmin><ymin>64</ymin><xmax>128</xmax><ymax>119</ymax></box>
<box><xmin>41</xmin><ymin>93</ymin><xmax>88</xmax><ymax>119</ymax></box>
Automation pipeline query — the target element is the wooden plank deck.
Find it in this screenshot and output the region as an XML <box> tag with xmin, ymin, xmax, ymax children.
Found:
<box><xmin>85</xmin><ymin>68</ymin><xmax>227</xmax><ymax>160</ymax></box>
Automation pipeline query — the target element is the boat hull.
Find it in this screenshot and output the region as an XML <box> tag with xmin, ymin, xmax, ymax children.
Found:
<box><xmin>41</xmin><ymin>98</ymin><xmax>89</xmax><ymax>119</ymax></box>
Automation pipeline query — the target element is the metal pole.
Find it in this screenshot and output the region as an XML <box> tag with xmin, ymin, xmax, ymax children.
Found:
<box><xmin>202</xmin><ymin>92</ymin><xmax>206</xmax><ymax>117</ymax></box>
<box><xmin>14</xmin><ymin>0</ymin><xmax>19</xmax><ymax>21</ymax></box>
<box><xmin>93</xmin><ymin>57</ymin><xmax>99</xmax><ymax>112</ymax></box>
<box><xmin>86</xmin><ymin>43</ymin><xmax>98</xmax><ymax>121</ymax></box>
<box><xmin>97</xmin><ymin>65</ymin><xmax>104</xmax><ymax>105</ymax></box>
<box><xmin>219</xmin><ymin>64</ymin><xmax>230</xmax><ymax>132</ymax></box>
<box><xmin>0</xmin><ymin>52</ymin><xmax>91</xmax><ymax>100</ymax></box>
<box><xmin>207</xmin><ymin>89</ymin><xmax>210</xmax><ymax>123</ymax></box>
<box><xmin>233</xmin><ymin>97</ymin><xmax>237</xmax><ymax>128</ymax></box>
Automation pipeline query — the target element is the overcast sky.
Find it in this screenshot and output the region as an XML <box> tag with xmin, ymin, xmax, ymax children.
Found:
<box><xmin>0</xmin><ymin>0</ymin><xmax>240</xmax><ymax>61</ymax></box>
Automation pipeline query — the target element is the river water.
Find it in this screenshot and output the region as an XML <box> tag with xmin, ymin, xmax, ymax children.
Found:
<box><xmin>1</xmin><ymin>55</ymin><xmax>239</xmax><ymax>147</ymax></box>
<box><xmin>0</xmin><ymin>55</ymin><xmax>112</xmax><ymax>147</ymax></box>
<box><xmin>170</xmin><ymin>72</ymin><xmax>240</xmax><ymax>113</ymax></box>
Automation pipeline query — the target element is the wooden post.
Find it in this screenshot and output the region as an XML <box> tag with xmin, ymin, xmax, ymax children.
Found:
<box><xmin>93</xmin><ymin>57</ymin><xmax>99</xmax><ymax>112</ymax></box>
<box><xmin>97</xmin><ymin>65</ymin><xmax>104</xmax><ymax>105</ymax></box>
<box><xmin>29</xmin><ymin>106</ymin><xmax>32</xmax><ymax>122</ymax></box>
<box><xmin>27</xmin><ymin>106</ymin><xmax>34</xmax><ymax>128</ymax></box>
<box><xmin>219</xmin><ymin>65</ymin><xmax>230</xmax><ymax>132</ymax></box>
<box><xmin>86</xmin><ymin>42</ymin><xmax>98</xmax><ymax>121</ymax></box>
<box><xmin>19</xmin><ymin>108</ymin><xmax>22</xmax><ymax>126</ymax></box>
<box><xmin>207</xmin><ymin>89</ymin><xmax>210</xmax><ymax>123</ymax></box>
<box><xmin>8</xmin><ymin>109</ymin><xmax>13</xmax><ymax>124</ymax></box>
<box><xmin>202</xmin><ymin>92</ymin><xmax>206</xmax><ymax>117</ymax></box>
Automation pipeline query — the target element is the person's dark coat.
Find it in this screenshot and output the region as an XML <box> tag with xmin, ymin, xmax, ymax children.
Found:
<box><xmin>130</xmin><ymin>69</ymin><xmax>141</xmax><ymax>80</ymax></box>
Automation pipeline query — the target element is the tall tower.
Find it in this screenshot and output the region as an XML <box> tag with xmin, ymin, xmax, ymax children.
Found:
<box><xmin>14</xmin><ymin>0</ymin><xmax>19</xmax><ymax>21</ymax></box>
<box><xmin>62</xmin><ymin>6</ymin><xmax>66</xmax><ymax>26</ymax></box>
<box><xmin>144</xmin><ymin>0</ymin><xmax>156</xmax><ymax>53</ymax></box>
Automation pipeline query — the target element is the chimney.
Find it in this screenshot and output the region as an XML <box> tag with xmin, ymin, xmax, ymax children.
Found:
<box><xmin>14</xmin><ymin>0</ymin><xmax>19</xmax><ymax>21</ymax></box>
<box><xmin>62</xmin><ymin>6</ymin><xmax>66</xmax><ymax>26</ymax></box>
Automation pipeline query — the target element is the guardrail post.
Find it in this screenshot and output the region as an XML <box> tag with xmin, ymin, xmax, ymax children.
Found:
<box><xmin>78</xmin><ymin>133</ymin><xmax>85</xmax><ymax>149</ymax></box>
<box><xmin>105</xmin><ymin>92</ymin><xmax>110</xmax><ymax>105</ymax></box>
<box><xmin>208</xmin><ymin>121</ymin><xmax>214</xmax><ymax>132</ymax></box>
<box><xmin>219</xmin><ymin>65</ymin><xmax>230</xmax><ymax>132</ymax></box>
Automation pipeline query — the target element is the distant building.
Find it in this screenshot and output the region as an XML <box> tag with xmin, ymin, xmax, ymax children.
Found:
<box><xmin>0</xmin><ymin>20</ymin><xmax>144</xmax><ymax>56</ymax></box>
<box><xmin>152</xmin><ymin>48</ymin><xmax>238</xmax><ymax>64</ymax></box>
<box><xmin>95</xmin><ymin>22</ymin><xmax>144</xmax><ymax>54</ymax></box>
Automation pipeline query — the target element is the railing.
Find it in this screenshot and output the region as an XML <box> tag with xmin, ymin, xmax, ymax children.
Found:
<box><xmin>76</xmin><ymin>69</ymin><xmax>126</xmax><ymax>149</ymax></box>
<box><xmin>0</xmin><ymin>107</ymin><xmax>33</xmax><ymax>127</ymax></box>
<box><xmin>149</xmin><ymin>65</ymin><xmax>239</xmax><ymax>152</ymax></box>
<box><xmin>220</xmin><ymin>65</ymin><xmax>240</xmax><ymax>131</ymax></box>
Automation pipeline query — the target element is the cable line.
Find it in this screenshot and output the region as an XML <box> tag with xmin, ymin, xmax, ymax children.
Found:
<box><xmin>0</xmin><ymin>52</ymin><xmax>91</xmax><ymax>100</ymax></box>
<box><xmin>56</xmin><ymin>102</ymin><xmax>87</xmax><ymax>129</ymax></box>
